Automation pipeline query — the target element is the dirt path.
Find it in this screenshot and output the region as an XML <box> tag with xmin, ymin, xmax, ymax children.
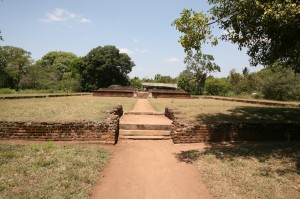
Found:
<box><xmin>92</xmin><ymin>140</ymin><xmax>212</xmax><ymax>199</ymax></box>
<box><xmin>92</xmin><ymin>99</ymin><xmax>212</xmax><ymax>199</ymax></box>
<box><xmin>129</xmin><ymin>98</ymin><xmax>157</xmax><ymax>112</ymax></box>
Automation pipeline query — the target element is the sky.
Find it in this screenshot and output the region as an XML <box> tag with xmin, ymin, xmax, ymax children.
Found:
<box><xmin>0</xmin><ymin>0</ymin><xmax>263</xmax><ymax>79</ymax></box>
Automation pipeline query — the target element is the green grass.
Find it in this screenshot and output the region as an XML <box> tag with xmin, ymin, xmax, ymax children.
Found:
<box><xmin>0</xmin><ymin>96</ymin><xmax>137</xmax><ymax>122</ymax></box>
<box><xmin>176</xmin><ymin>142</ymin><xmax>300</xmax><ymax>199</ymax></box>
<box><xmin>149</xmin><ymin>98</ymin><xmax>300</xmax><ymax>123</ymax></box>
<box><xmin>0</xmin><ymin>142</ymin><xmax>111</xmax><ymax>199</ymax></box>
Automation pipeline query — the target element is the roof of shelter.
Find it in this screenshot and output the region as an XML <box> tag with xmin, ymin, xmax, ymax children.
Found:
<box><xmin>142</xmin><ymin>82</ymin><xmax>178</xmax><ymax>89</ymax></box>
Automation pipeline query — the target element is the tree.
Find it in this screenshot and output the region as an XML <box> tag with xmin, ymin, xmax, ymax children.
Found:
<box><xmin>37</xmin><ymin>51</ymin><xmax>78</xmax><ymax>80</ymax></box>
<box><xmin>178</xmin><ymin>50</ymin><xmax>220</xmax><ymax>95</ymax></box>
<box><xmin>130</xmin><ymin>77</ymin><xmax>142</xmax><ymax>89</ymax></box>
<box><xmin>177</xmin><ymin>69</ymin><xmax>197</xmax><ymax>94</ymax></box>
<box><xmin>172</xmin><ymin>1</ymin><xmax>300</xmax><ymax>72</ymax></box>
<box><xmin>205</xmin><ymin>77</ymin><xmax>230</xmax><ymax>96</ymax></box>
<box><xmin>76</xmin><ymin>45</ymin><xmax>135</xmax><ymax>91</ymax></box>
<box><xmin>154</xmin><ymin>74</ymin><xmax>177</xmax><ymax>83</ymax></box>
<box><xmin>19</xmin><ymin>64</ymin><xmax>58</xmax><ymax>90</ymax></box>
<box><xmin>0</xmin><ymin>46</ymin><xmax>32</xmax><ymax>89</ymax></box>
<box><xmin>258</xmin><ymin>67</ymin><xmax>300</xmax><ymax>100</ymax></box>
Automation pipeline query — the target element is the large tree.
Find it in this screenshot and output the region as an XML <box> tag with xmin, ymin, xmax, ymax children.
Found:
<box><xmin>178</xmin><ymin>51</ymin><xmax>220</xmax><ymax>95</ymax></box>
<box><xmin>76</xmin><ymin>45</ymin><xmax>135</xmax><ymax>91</ymax></box>
<box><xmin>172</xmin><ymin>1</ymin><xmax>300</xmax><ymax>72</ymax></box>
<box><xmin>36</xmin><ymin>51</ymin><xmax>78</xmax><ymax>80</ymax></box>
<box><xmin>0</xmin><ymin>46</ymin><xmax>32</xmax><ymax>89</ymax></box>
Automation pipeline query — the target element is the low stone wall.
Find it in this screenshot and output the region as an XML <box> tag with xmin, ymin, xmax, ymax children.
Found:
<box><xmin>165</xmin><ymin>107</ymin><xmax>300</xmax><ymax>143</ymax></box>
<box><xmin>0</xmin><ymin>93</ymin><xmax>91</xmax><ymax>100</ymax></box>
<box><xmin>93</xmin><ymin>90</ymin><xmax>134</xmax><ymax>97</ymax></box>
<box><xmin>0</xmin><ymin>105</ymin><xmax>123</xmax><ymax>144</ymax></box>
<box><xmin>201</xmin><ymin>96</ymin><xmax>300</xmax><ymax>107</ymax></box>
<box><xmin>149</xmin><ymin>89</ymin><xmax>191</xmax><ymax>99</ymax></box>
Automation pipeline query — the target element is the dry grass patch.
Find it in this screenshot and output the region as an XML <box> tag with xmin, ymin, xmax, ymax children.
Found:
<box><xmin>176</xmin><ymin>142</ymin><xmax>300</xmax><ymax>199</ymax></box>
<box><xmin>149</xmin><ymin>98</ymin><xmax>300</xmax><ymax>123</ymax></box>
<box><xmin>0</xmin><ymin>96</ymin><xmax>136</xmax><ymax>122</ymax></box>
<box><xmin>0</xmin><ymin>142</ymin><xmax>111</xmax><ymax>199</ymax></box>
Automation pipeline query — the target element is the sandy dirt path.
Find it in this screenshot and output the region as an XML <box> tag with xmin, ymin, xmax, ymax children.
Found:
<box><xmin>92</xmin><ymin>140</ymin><xmax>212</xmax><ymax>199</ymax></box>
<box><xmin>129</xmin><ymin>99</ymin><xmax>157</xmax><ymax>112</ymax></box>
<box><xmin>92</xmin><ymin>99</ymin><xmax>212</xmax><ymax>199</ymax></box>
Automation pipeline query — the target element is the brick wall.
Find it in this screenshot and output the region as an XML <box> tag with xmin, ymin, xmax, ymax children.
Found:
<box><xmin>150</xmin><ymin>90</ymin><xmax>191</xmax><ymax>99</ymax></box>
<box><xmin>0</xmin><ymin>105</ymin><xmax>123</xmax><ymax>144</ymax></box>
<box><xmin>93</xmin><ymin>90</ymin><xmax>134</xmax><ymax>97</ymax></box>
<box><xmin>165</xmin><ymin>107</ymin><xmax>300</xmax><ymax>143</ymax></box>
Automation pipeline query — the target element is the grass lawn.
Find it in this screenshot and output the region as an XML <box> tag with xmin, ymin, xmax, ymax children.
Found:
<box><xmin>0</xmin><ymin>142</ymin><xmax>111</xmax><ymax>199</ymax></box>
<box><xmin>149</xmin><ymin>98</ymin><xmax>300</xmax><ymax>123</ymax></box>
<box><xmin>176</xmin><ymin>142</ymin><xmax>300</xmax><ymax>199</ymax></box>
<box><xmin>0</xmin><ymin>96</ymin><xmax>137</xmax><ymax>122</ymax></box>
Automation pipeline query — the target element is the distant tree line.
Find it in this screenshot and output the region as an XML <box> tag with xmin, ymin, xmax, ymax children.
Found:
<box><xmin>0</xmin><ymin>45</ymin><xmax>135</xmax><ymax>92</ymax></box>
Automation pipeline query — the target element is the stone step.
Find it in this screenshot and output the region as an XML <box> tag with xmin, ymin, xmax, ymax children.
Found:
<box><xmin>119</xmin><ymin>135</ymin><xmax>172</xmax><ymax>140</ymax></box>
<box><xmin>119</xmin><ymin>123</ymin><xmax>172</xmax><ymax>131</ymax></box>
<box><xmin>124</xmin><ymin>112</ymin><xmax>164</xmax><ymax>115</ymax></box>
<box><xmin>120</xmin><ymin>130</ymin><xmax>170</xmax><ymax>136</ymax></box>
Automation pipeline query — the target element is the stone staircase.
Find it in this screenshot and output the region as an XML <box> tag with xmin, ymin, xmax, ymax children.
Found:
<box><xmin>119</xmin><ymin>112</ymin><xmax>172</xmax><ymax>140</ymax></box>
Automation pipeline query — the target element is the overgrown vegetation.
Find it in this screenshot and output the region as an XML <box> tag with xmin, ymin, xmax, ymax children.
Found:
<box><xmin>149</xmin><ymin>98</ymin><xmax>300</xmax><ymax>123</ymax></box>
<box><xmin>0</xmin><ymin>142</ymin><xmax>111</xmax><ymax>199</ymax></box>
<box><xmin>0</xmin><ymin>96</ymin><xmax>136</xmax><ymax>122</ymax></box>
<box><xmin>176</xmin><ymin>142</ymin><xmax>300</xmax><ymax>199</ymax></box>
<box><xmin>0</xmin><ymin>45</ymin><xmax>135</xmax><ymax>92</ymax></box>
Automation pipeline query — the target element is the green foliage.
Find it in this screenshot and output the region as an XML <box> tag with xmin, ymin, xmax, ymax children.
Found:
<box><xmin>173</xmin><ymin>1</ymin><xmax>300</xmax><ymax>72</ymax></box>
<box><xmin>36</xmin><ymin>51</ymin><xmax>78</xmax><ymax>80</ymax></box>
<box><xmin>259</xmin><ymin>67</ymin><xmax>300</xmax><ymax>101</ymax></box>
<box><xmin>0</xmin><ymin>88</ymin><xmax>16</xmax><ymax>94</ymax></box>
<box><xmin>130</xmin><ymin>77</ymin><xmax>142</xmax><ymax>89</ymax></box>
<box><xmin>154</xmin><ymin>74</ymin><xmax>177</xmax><ymax>83</ymax></box>
<box><xmin>178</xmin><ymin>51</ymin><xmax>220</xmax><ymax>95</ymax></box>
<box><xmin>171</xmin><ymin>9</ymin><xmax>218</xmax><ymax>53</ymax></box>
<box><xmin>19</xmin><ymin>51</ymin><xmax>80</xmax><ymax>92</ymax></box>
<box><xmin>76</xmin><ymin>45</ymin><xmax>135</xmax><ymax>91</ymax></box>
<box><xmin>205</xmin><ymin>77</ymin><xmax>230</xmax><ymax>96</ymax></box>
<box><xmin>0</xmin><ymin>46</ymin><xmax>33</xmax><ymax>89</ymax></box>
<box><xmin>19</xmin><ymin>65</ymin><xmax>58</xmax><ymax>90</ymax></box>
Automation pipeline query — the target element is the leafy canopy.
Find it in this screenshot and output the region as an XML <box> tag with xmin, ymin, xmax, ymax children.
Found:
<box><xmin>76</xmin><ymin>45</ymin><xmax>135</xmax><ymax>91</ymax></box>
<box><xmin>178</xmin><ymin>51</ymin><xmax>220</xmax><ymax>95</ymax></box>
<box><xmin>172</xmin><ymin>1</ymin><xmax>300</xmax><ymax>72</ymax></box>
<box><xmin>0</xmin><ymin>46</ymin><xmax>32</xmax><ymax>89</ymax></box>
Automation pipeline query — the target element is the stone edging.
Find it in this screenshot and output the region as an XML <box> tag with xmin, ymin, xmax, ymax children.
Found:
<box><xmin>0</xmin><ymin>105</ymin><xmax>123</xmax><ymax>144</ymax></box>
<box><xmin>165</xmin><ymin>107</ymin><xmax>300</xmax><ymax>144</ymax></box>
<box><xmin>200</xmin><ymin>96</ymin><xmax>300</xmax><ymax>107</ymax></box>
<box><xmin>0</xmin><ymin>93</ymin><xmax>91</xmax><ymax>100</ymax></box>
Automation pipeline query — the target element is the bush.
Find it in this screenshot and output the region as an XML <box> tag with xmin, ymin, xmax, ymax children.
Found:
<box><xmin>0</xmin><ymin>88</ymin><xmax>16</xmax><ymax>94</ymax></box>
<box><xmin>205</xmin><ymin>78</ymin><xmax>230</xmax><ymax>96</ymax></box>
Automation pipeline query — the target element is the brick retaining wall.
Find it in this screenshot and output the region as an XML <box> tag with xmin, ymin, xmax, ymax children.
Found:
<box><xmin>165</xmin><ymin>107</ymin><xmax>300</xmax><ymax>143</ymax></box>
<box><xmin>93</xmin><ymin>90</ymin><xmax>134</xmax><ymax>97</ymax></box>
<box><xmin>0</xmin><ymin>105</ymin><xmax>123</xmax><ymax>144</ymax></box>
<box><xmin>149</xmin><ymin>89</ymin><xmax>191</xmax><ymax>99</ymax></box>
<box><xmin>200</xmin><ymin>96</ymin><xmax>300</xmax><ymax>107</ymax></box>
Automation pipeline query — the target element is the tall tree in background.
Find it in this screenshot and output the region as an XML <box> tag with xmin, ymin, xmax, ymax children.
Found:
<box><xmin>178</xmin><ymin>51</ymin><xmax>220</xmax><ymax>95</ymax></box>
<box><xmin>76</xmin><ymin>45</ymin><xmax>135</xmax><ymax>91</ymax></box>
<box><xmin>36</xmin><ymin>51</ymin><xmax>78</xmax><ymax>80</ymax></box>
<box><xmin>0</xmin><ymin>46</ymin><xmax>32</xmax><ymax>89</ymax></box>
<box><xmin>172</xmin><ymin>1</ymin><xmax>300</xmax><ymax>72</ymax></box>
<box><xmin>20</xmin><ymin>51</ymin><xmax>81</xmax><ymax>91</ymax></box>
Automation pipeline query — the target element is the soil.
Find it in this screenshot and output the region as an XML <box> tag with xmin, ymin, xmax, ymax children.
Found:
<box><xmin>92</xmin><ymin>99</ymin><xmax>212</xmax><ymax>199</ymax></box>
<box><xmin>92</xmin><ymin>140</ymin><xmax>212</xmax><ymax>199</ymax></box>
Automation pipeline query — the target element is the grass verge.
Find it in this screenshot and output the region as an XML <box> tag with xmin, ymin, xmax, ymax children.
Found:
<box><xmin>0</xmin><ymin>96</ymin><xmax>137</xmax><ymax>122</ymax></box>
<box><xmin>149</xmin><ymin>98</ymin><xmax>300</xmax><ymax>123</ymax></box>
<box><xmin>176</xmin><ymin>142</ymin><xmax>300</xmax><ymax>199</ymax></box>
<box><xmin>0</xmin><ymin>142</ymin><xmax>111</xmax><ymax>199</ymax></box>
